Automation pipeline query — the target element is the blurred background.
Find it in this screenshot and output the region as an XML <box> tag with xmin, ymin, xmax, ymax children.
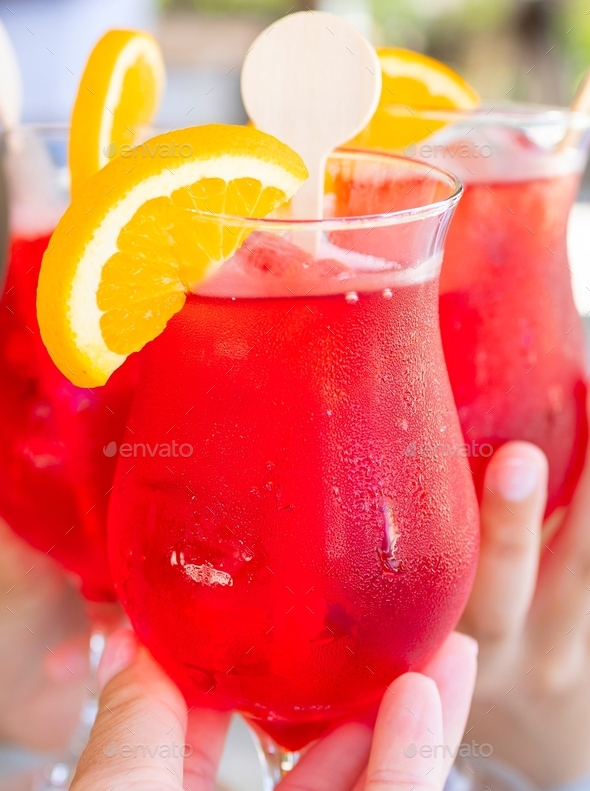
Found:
<box><xmin>2</xmin><ymin>0</ymin><xmax>590</xmax><ymax>126</ymax></box>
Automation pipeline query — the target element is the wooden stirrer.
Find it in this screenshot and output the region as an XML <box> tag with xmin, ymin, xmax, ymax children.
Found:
<box><xmin>241</xmin><ymin>11</ymin><xmax>381</xmax><ymax>250</ymax></box>
<box><xmin>557</xmin><ymin>68</ymin><xmax>590</xmax><ymax>153</ymax></box>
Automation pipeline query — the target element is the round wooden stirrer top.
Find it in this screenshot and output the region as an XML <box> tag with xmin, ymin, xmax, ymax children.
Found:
<box><xmin>241</xmin><ymin>10</ymin><xmax>381</xmax><ymax>228</ymax></box>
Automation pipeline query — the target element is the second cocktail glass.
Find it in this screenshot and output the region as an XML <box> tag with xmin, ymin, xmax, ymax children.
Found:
<box><xmin>401</xmin><ymin>105</ymin><xmax>590</xmax><ymax>519</ymax></box>
<box><xmin>0</xmin><ymin>125</ymin><xmax>137</xmax><ymax>603</ymax></box>
<box><xmin>107</xmin><ymin>150</ymin><xmax>479</xmax><ymax>759</ymax></box>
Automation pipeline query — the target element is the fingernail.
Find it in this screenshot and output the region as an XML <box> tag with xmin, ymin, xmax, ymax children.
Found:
<box><xmin>97</xmin><ymin>628</ymin><xmax>138</xmax><ymax>691</ymax></box>
<box><xmin>489</xmin><ymin>457</ymin><xmax>540</xmax><ymax>502</ymax></box>
<box><xmin>462</xmin><ymin>635</ymin><xmax>479</xmax><ymax>658</ymax></box>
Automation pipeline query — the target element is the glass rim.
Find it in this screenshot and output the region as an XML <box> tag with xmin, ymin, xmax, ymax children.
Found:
<box><xmin>381</xmin><ymin>101</ymin><xmax>590</xmax><ymax>129</ymax></box>
<box><xmin>203</xmin><ymin>148</ymin><xmax>462</xmax><ymax>231</ymax></box>
<box><xmin>1</xmin><ymin>124</ymin><xmax>463</xmax><ymax>230</ymax></box>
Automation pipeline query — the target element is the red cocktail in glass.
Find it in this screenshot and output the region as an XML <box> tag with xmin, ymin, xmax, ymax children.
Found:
<box><xmin>0</xmin><ymin>126</ymin><xmax>136</xmax><ymax>601</ymax></box>
<box><xmin>108</xmin><ymin>151</ymin><xmax>479</xmax><ymax>751</ymax></box>
<box><xmin>433</xmin><ymin>106</ymin><xmax>590</xmax><ymax>517</ymax></box>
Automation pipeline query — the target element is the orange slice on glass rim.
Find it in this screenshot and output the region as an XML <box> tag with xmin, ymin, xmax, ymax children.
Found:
<box><xmin>346</xmin><ymin>47</ymin><xmax>480</xmax><ymax>152</ymax></box>
<box><xmin>37</xmin><ymin>125</ymin><xmax>308</xmax><ymax>387</ymax></box>
<box><xmin>69</xmin><ymin>29</ymin><xmax>166</xmax><ymax>196</ymax></box>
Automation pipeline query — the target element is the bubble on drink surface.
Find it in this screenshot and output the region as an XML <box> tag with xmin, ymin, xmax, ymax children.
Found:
<box><xmin>345</xmin><ymin>291</ymin><xmax>358</xmax><ymax>304</ymax></box>
<box><xmin>184</xmin><ymin>562</ymin><xmax>233</xmax><ymax>587</ymax></box>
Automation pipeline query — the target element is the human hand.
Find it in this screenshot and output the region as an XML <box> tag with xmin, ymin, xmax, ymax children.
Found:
<box><xmin>0</xmin><ymin>518</ymin><xmax>91</xmax><ymax>751</ymax></box>
<box><xmin>70</xmin><ymin>627</ymin><xmax>477</xmax><ymax>791</ymax></box>
<box><xmin>459</xmin><ymin>426</ymin><xmax>590</xmax><ymax>787</ymax></box>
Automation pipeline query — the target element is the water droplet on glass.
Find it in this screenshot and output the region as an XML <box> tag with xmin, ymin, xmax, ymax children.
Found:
<box><xmin>241</xmin><ymin>544</ymin><xmax>254</xmax><ymax>562</ymax></box>
<box><xmin>345</xmin><ymin>291</ymin><xmax>358</xmax><ymax>305</ymax></box>
<box><xmin>378</xmin><ymin>498</ymin><xmax>402</xmax><ymax>576</ymax></box>
<box><xmin>326</xmin><ymin>410</ymin><xmax>333</xmax><ymax>417</ymax></box>
<box><xmin>382</xmin><ymin>288</ymin><xmax>393</xmax><ymax>299</ymax></box>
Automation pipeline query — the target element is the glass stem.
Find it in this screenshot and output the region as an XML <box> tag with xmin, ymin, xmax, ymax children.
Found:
<box><xmin>251</xmin><ymin>728</ymin><xmax>301</xmax><ymax>791</ymax></box>
<box><xmin>35</xmin><ymin>604</ymin><xmax>124</xmax><ymax>790</ymax></box>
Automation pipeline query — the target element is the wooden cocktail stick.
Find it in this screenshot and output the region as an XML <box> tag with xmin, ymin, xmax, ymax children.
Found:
<box><xmin>241</xmin><ymin>11</ymin><xmax>381</xmax><ymax>250</ymax></box>
<box><xmin>557</xmin><ymin>68</ymin><xmax>590</xmax><ymax>153</ymax></box>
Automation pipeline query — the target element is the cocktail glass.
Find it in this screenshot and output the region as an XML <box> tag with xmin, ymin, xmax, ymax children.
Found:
<box><xmin>0</xmin><ymin>124</ymin><xmax>136</xmax><ymax>788</ymax></box>
<box><xmin>0</xmin><ymin>124</ymin><xmax>138</xmax><ymax>602</ymax></box>
<box><xmin>390</xmin><ymin>104</ymin><xmax>590</xmax><ymax>522</ymax></box>
<box><xmin>107</xmin><ymin>149</ymin><xmax>480</xmax><ymax>786</ymax></box>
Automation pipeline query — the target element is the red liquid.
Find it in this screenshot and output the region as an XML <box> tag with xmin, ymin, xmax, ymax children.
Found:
<box><xmin>440</xmin><ymin>174</ymin><xmax>588</xmax><ymax>515</ymax></box>
<box><xmin>109</xmin><ymin>263</ymin><xmax>479</xmax><ymax>749</ymax></box>
<box><xmin>0</xmin><ymin>236</ymin><xmax>136</xmax><ymax>601</ymax></box>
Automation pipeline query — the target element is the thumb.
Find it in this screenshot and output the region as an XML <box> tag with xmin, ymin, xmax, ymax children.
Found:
<box><xmin>71</xmin><ymin>628</ymin><xmax>187</xmax><ymax>791</ymax></box>
<box><xmin>459</xmin><ymin>441</ymin><xmax>547</xmax><ymax>654</ymax></box>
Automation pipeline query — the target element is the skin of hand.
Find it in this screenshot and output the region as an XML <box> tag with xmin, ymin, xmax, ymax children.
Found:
<box><xmin>0</xmin><ymin>518</ymin><xmax>91</xmax><ymax>751</ymax></box>
<box><xmin>459</xmin><ymin>424</ymin><xmax>590</xmax><ymax>787</ymax></box>
<box><xmin>70</xmin><ymin>628</ymin><xmax>477</xmax><ymax>791</ymax></box>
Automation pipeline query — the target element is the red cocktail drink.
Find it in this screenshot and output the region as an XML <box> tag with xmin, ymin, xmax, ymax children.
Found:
<box><xmin>433</xmin><ymin>109</ymin><xmax>590</xmax><ymax>516</ymax></box>
<box><xmin>0</xmin><ymin>127</ymin><xmax>136</xmax><ymax>601</ymax></box>
<box><xmin>108</xmin><ymin>152</ymin><xmax>479</xmax><ymax>749</ymax></box>
<box><xmin>441</xmin><ymin>171</ymin><xmax>587</xmax><ymax>515</ymax></box>
<box><xmin>390</xmin><ymin>106</ymin><xmax>590</xmax><ymax>517</ymax></box>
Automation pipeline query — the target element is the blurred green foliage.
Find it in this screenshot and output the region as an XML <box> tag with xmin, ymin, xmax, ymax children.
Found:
<box><xmin>371</xmin><ymin>0</ymin><xmax>509</xmax><ymax>41</ymax></box>
<box><xmin>159</xmin><ymin>0</ymin><xmax>590</xmax><ymax>102</ymax></box>
<box><xmin>559</xmin><ymin>0</ymin><xmax>590</xmax><ymax>91</ymax></box>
